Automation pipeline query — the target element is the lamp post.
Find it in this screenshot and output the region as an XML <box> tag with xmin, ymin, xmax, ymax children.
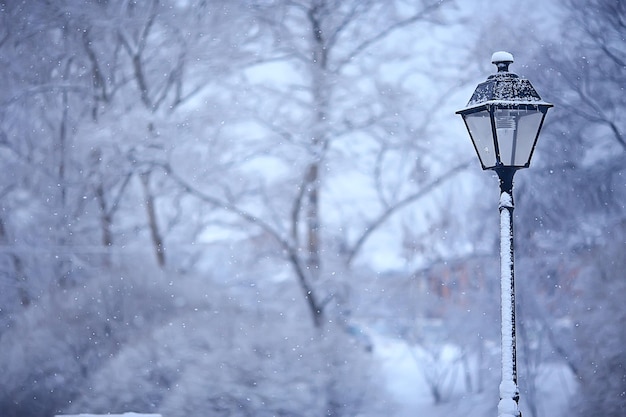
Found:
<box><xmin>456</xmin><ymin>51</ymin><xmax>552</xmax><ymax>417</ymax></box>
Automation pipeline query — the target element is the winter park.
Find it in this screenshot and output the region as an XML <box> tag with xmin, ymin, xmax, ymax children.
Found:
<box><xmin>0</xmin><ymin>0</ymin><xmax>625</xmax><ymax>416</ymax></box>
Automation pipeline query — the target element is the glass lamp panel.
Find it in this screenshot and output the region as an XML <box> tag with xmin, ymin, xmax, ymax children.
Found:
<box><xmin>494</xmin><ymin>108</ymin><xmax>544</xmax><ymax>167</ymax></box>
<box><xmin>463</xmin><ymin>110</ymin><xmax>497</xmax><ymax>169</ymax></box>
<box><xmin>514</xmin><ymin>110</ymin><xmax>545</xmax><ymax>166</ymax></box>
<box><xmin>494</xmin><ymin>109</ymin><xmax>517</xmax><ymax>166</ymax></box>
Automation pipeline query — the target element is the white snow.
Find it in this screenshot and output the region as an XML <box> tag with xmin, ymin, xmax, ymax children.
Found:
<box><xmin>373</xmin><ymin>330</ymin><xmax>577</xmax><ymax>417</ymax></box>
<box><xmin>458</xmin><ymin>100</ymin><xmax>552</xmax><ymax>113</ymax></box>
<box><xmin>56</xmin><ymin>414</ymin><xmax>161</xmax><ymax>417</ymax></box>
<box><xmin>498</xmin><ymin>190</ymin><xmax>519</xmax><ymax>416</ymax></box>
<box><xmin>491</xmin><ymin>51</ymin><xmax>514</xmax><ymax>64</ymax></box>
<box><xmin>374</xmin><ymin>335</ymin><xmax>434</xmax><ymax>411</ymax></box>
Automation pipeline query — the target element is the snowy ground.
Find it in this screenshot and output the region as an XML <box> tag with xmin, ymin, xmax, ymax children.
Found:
<box><xmin>373</xmin><ymin>333</ymin><xmax>577</xmax><ymax>417</ymax></box>
<box><xmin>58</xmin><ymin>414</ymin><xmax>161</xmax><ymax>417</ymax></box>
<box><xmin>56</xmin><ymin>333</ymin><xmax>576</xmax><ymax>417</ymax></box>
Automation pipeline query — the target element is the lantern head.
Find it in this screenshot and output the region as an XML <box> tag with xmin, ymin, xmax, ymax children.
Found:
<box><xmin>456</xmin><ymin>51</ymin><xmax>553</xmax><ymax>170</ymax></box>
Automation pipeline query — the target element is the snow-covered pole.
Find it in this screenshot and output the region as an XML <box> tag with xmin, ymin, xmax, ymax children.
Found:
<box><xmin>496</xmin><ymin>167</ymin><xmax>521</xmax><ymax>417</ymax></box>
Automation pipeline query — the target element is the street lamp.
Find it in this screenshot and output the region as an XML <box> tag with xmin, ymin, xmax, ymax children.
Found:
<box><xmin>456</xmin><ymin>51</ymin><xmax>552</xmax><ymax>417</ymax></box>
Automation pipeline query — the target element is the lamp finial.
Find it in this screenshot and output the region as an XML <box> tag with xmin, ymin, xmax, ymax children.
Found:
<box><xmin>492</xmin><ymin>51</ymin><xmax>514</xmax><ymax>72</ymax></box>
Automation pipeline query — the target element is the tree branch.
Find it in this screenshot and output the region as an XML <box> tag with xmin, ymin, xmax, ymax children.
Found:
<box><xmin>164</xmin><ymin>164</ymin><xmax>293</xmax><ymax>253</ymax></box>
<box><xmin>346</xmin><ymin>159</ymin><xmax>471</xmax><ymax>265</ymax></box>
<box><xmin>336</xmin><ymin>0</ymin><xmax>451</xmax><ymax>70</ymax></box>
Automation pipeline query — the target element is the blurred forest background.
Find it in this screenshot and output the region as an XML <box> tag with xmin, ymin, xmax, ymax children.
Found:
<box><xmin>0</xmin><ymin>0</ymin><xmax>624</xmax><ymax>417</ymax></box>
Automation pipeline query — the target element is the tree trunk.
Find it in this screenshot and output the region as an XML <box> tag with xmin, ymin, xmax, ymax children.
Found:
<box><xmin>0</xmin><ymin>217</ymin><xmax>30</xmax><ymax>307</ymax></box>
<box><xmin>140</xmin><ymin>172</ymin><xmax>166</xmax><ymax>268</ymax></box>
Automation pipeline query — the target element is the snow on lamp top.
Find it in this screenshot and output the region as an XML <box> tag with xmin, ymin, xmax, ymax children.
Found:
<box><xmin>491</xmin><ymin>51</ymin><xmax>514</xmax><ymax>63</ymax></box>
<box><xmin>491</xmin><ymin>51</ymin><xmax>514</xmax><ymax>72</ymax></box>
<box><xmin>460</xmin><ymin>51</ymin><xmax>550</xmax><ymax>108</ymax></box>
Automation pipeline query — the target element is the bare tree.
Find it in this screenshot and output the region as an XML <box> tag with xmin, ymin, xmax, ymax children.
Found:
<box><xmin>163</xmin><ymin>0</ymin><xmax>461</xmax><ymax>329</ymax></box>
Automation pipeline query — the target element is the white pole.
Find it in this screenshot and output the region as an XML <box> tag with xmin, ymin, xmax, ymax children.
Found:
<box><xmin>498</xmin><ymin>189</ymin><xmax>521</xmax><ymax>417</ymax></box>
